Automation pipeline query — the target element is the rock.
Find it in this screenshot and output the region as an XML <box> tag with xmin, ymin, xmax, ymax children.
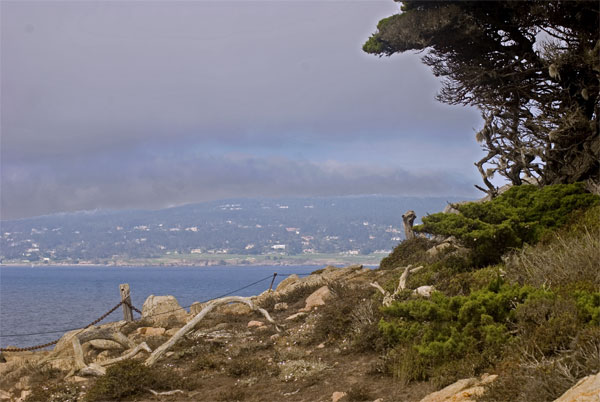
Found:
<box><xmin>247</xmin><ymin>320</ymin><xmax>264</xmax><ymax>328</ymax></box>
<box><xmin>166</xmin><ymin>327</ymin><xmax>181</xmax><ymax>337</ymax></box>
<box><xmin>214</xmin><ymin>323</ymin><xmax>229</xmax><ymax>331</ymax></box>
<box><xmin>88</xmin><ymin>339</ymin><xmax>123</xmax><ymax>350</ymax></box>
<box><xmin>554</xmin><ymin>372</ymin><xmax>600</xmax><ymax>402</ymax></box>
<box><xmin>16</xmin><ymin>390</ymin><xmax>31</xmax><ymax>402</ymax></box>
<box><xmin>317</xmin><ymin>343</ymin><xmax>325</xmax><ymax>349</ymax></box>
<box><xmin>426</xmin><ymin>242</ymin><xmax>453</xmax><ymax>258</ymax></box>
<box><xmin>142</xmin><ymin>295</ymin><xmax>188</xmax><ymax>327</ymax></box>
<box><xmin>373</xmin><ymin>399</ymin><xmax>384</xmax><ymax>402</ymax></box>
<box><xmin>66</xmin><ymin>376</ymin><xmax>88</xmax><ymax>383</ymax></box>
<box><xmin>285</xmin><ymin>312</ymin><xmax>307</xmax><ymax>321</ymax></box>
<box><xmin>419</xmin><ymin>373</ymin><xmax>497</xmax><ymax>402</ymax></box>
<box><xmin>53</xmin><ymin>329</ymin><xmax>83</xmax><ymax>355</ymax></box>
<box><xmin>332</xmin><ymin>391</ymin><xmax>347</xmax><ymax>402</ymax></box>
<box><xmin>321</xmin><ymin>265</ymin><xmax>363</xmax><ymax>282</ymax></box>
<box><xmin>0</xmin><ymin>390</ymin><xmax>11</xmax><ymax>400</ymax></box>
<box><xmin>413</xmin><ymin>286</ymin><xmax>435</xmax><ymax>297</ymax></box>
<box><xmin>189</xmin><ymin>302</ymin><xmax>206</xmax><ymax>316</ymax></box>
<box><xmin>218</xmin><ymin>303</ymin><xmax>252</xmax><ymax>316</ymax></box>
<box><xmin>47</xmin><ymin>358</ymin><xmax>73</xmax><ymax>371</ymax></box>
<box><xmin>421</xmin><ymin>374</ymin><xmax>498</xmax><ymax>402</ymax></box>
<box><xmin>274</xmin><ymin>302</ymin><xmax>289</xmax><ymax>311</ymax></box>
<box><xmin>301</xmin><ymin>286</ymin><xmax>331</xmax><ymax>311</ymax></box>
<box><xmin>275</xmin><ymin>274</ymin><xmax>300</xmax><ymax>293</ymax></box>
<box><xmin>15</xmin><ymin>376</ymin><xmax>31</xmax><ymax>390</ymax></box>
<box><xmin>136</xmin><ymin>327</ymin><xmax>166</xmax><ymax>337</ymax></box>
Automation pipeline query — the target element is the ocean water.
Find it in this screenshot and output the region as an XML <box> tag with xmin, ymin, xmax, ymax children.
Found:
<box><xmin>0</xmin><ymin>265</ymin><xmax>319</xmax><ymax>349</ymax></box>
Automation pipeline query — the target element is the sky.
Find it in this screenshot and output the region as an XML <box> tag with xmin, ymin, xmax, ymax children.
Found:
<box><xmin>1</xmin><ymin>0</ymin><xmax>486</xmax><ymax>220</ymax></box>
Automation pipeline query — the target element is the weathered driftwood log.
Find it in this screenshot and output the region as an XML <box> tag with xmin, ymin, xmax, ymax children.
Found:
<box><xmin>99</xmin><ymin>342</ymin><xmax>151</xmax><ymax>367</ymax></box>
<box><xmin>71</xmin><ymin>326</ymin><xmax>135</xmax><ymax>371</ymax></box>
<box><xmin>70</xmin><ymin>326</ymin><xmax>150</xmax><ymax>375</ymax></box>
<box><xmin>145</xmin><ymin>296</ymin><xmax>281</xmax><ymax>366</ymax></box>
<box><xmin>370</xmin><ymin>265</ymin><xmax>425</xmax><ymax>306</ymax></box>
<box><xmin>402</xmin><ymin>210</ymin><xmax>417</xmax><ymax>240</ymax></box>
<box><xmin>148</xmin><ymin>389</ymin><xmax>185</xmax><ymax>396</ymax></box>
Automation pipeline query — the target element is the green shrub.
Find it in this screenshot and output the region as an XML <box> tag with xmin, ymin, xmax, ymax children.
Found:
<box><xmin>415</xmin><ymin>183</ymin><xmax>599</xmax><ymax>266</ymax></box>
<box><xmin>379</xmin><ymin>281</ymin><xmax>600</xmax><ymax>385</ymax></box>
<box><xmin>379</xmin><ymin>237</ymin><xmax>436</xmax><ymax>269</ymax></box>
<box><xmin>379</xmin><ymin>285</ymin><xmax>526</xmax><ymax>378</ymax></box>
<box><xmin>85</xmin><ymin>360</ymin><xmax>184</xmax><ymax>401</ymax></box>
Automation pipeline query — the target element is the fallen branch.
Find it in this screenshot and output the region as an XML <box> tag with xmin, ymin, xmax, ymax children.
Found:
<box><xmin>99</xmin><ymin>342</ymin><xmax>152</xmax><ymax>367</ymax></box>
<box><xmin>371</xmin><ymin>265</ymin><xmax>425</xmax><ymax>306</ymax></box>
<box><xmin>71</xmin><ymin>326</ymin><xmax>136</xmax><ymax>371</ymax></box>
<box><xmin>145</xmin><ymin>296</ymin><xmax>281</xmax><ymax>366</ymax></box>
<box><xmin>148</xmin><ymin>389</ymin><xmax>185</xmax><ymax>396</ymax></box>
<box><xmin>398</xmin><ymin>265</ymin><xmax>424</xmax><ymax>292</ymax></box>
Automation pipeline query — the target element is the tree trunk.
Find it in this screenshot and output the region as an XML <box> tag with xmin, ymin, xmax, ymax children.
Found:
<box><xmin>402</xmin><ymin>210</ymin><xmax>417</xmax><ymax>240</ymax></box>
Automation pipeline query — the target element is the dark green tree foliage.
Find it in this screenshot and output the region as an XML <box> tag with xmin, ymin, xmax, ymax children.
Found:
<box><xmin>414</xmin><ymin>183</ymin><xmax>599</xmax><ymax>266</ymax></box>
<box><xmin>364</xmin><ymin>1</ymin><xmax>599</xmax><ymax>195</ymax></box>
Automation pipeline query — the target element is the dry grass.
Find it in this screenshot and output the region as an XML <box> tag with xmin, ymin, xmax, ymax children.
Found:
<box><xmin>481</xmin><ymin>327</ymin><xmax>600</xmax><ymax>401</ymax></box>
<box><xmin>505</xmin><ymin>227</ymin><xmax>600</xmax><ymax>289</ymax></box>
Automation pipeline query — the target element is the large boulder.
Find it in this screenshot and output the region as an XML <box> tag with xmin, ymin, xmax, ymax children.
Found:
<box><xmin>554</xmin><ymin>372</ymin><xmax>600</xmax><ymax>402</ymax></box>
<box><xmin>142</xmin><ymin>295</ymin><xmax>188</xmax><ymax>327</ymax></box>
<box><xmin>300</xmin><ymin>286</ymin><xmax>332</xmax><ymax>311</ymax></box>
<box><xmin>275</xmin><ymin>274</ymin><xmax>300</xmax><ymax>293</ymax></box>
<box><xmin>419</xmin><ymin>373</ymin><xmax>497</xmax><ymax>402</ymax></box>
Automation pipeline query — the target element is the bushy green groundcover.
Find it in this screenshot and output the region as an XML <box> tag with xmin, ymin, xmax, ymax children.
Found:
<box><xmin>379</xmin><ymin>282</ymin><xmax>599</xmax><ymax>382</ymax></box>
<box><xmin>414</xmin><ymin>183</ymin><xmax>599</xmax><ymax>266</ymax></box>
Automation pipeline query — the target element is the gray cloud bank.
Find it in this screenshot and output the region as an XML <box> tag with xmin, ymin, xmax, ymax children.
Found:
<box><xmin>1</xmin><ymin>152</ymin><xmax>477</xmax><ymax>219</ymax></box>
<box><xmin>1</xmin><ymin>1</ymin><xmax>483</xmax><ymax>219</ymax></box>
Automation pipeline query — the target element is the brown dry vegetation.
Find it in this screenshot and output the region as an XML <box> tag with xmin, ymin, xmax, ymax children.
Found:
<box><xmin>2</xmin><ymin>186</ymin><xmax>598</xmax><ymax>402</ymax></box>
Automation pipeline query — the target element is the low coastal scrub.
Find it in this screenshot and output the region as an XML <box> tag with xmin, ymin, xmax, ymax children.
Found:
<box><xmin>379</xmin><ymin>283</ymin><xmax>599</xmax><ymax>387</ymax></box>
<box><xmin>379</xmin><ymin>237</ymin><xmax>435</xmax><ymax>270</ymax></box>
<box><xmin>373</xmin><ymin>184</ymin><xmax>600</xmax><ymax>394</ymax></box>
<box><xmin>85</xmin><ymin>360</ymin><xmax>185</xmax><ymax>401</ymax></box>
<box><xmin>414</xmin><ymin>183</ymin><xmax>599</xmax><ymax>266</ymax></box>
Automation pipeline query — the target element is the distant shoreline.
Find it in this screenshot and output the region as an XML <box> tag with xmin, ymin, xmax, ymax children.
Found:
<box><xmin>0</xmin><ymin>252</ymin><xmax>385</xmax><ymax>268</ymax></box>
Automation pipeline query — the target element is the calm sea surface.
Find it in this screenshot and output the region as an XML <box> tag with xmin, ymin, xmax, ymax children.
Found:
<box><xmin>0</xmin><ymin>265</ymin><xmax>319</xmax><ymax>348</ymax></box>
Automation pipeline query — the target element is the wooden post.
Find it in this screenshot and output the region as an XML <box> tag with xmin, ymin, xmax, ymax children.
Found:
<box><xmin>402</xmin><ymin>210</ymin><xmax>417</xmax><ymax>240</ymax></box>
<box><xmin>268</xmin><ymin>273</ymin><xmax>278</xmax><ymax>291</ymax></box>
<box><xmin>119</xmin><ymin>283</ymin><xmax>133</xmax><ymax>322</ymax></box>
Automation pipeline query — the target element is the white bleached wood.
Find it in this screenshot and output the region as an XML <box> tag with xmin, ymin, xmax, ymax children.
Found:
<box><xmin>145</xmin><ymin>296</ymin><xmax>281</xmax><ymax>366</ymax></box>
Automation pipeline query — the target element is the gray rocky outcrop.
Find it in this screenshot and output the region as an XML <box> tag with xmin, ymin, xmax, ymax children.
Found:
<box><xmin>142</xmin><ymin>295</ymin><xmax>188</xmax><ymax>327</ymax></box>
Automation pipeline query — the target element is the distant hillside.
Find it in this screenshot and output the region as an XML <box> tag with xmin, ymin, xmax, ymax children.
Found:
<box><xmin>0</xmin><ymin>195</ymin><xmax>463</xmax><ymax>264</ymax></box>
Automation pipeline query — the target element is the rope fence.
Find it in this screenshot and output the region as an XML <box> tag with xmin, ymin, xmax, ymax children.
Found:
<box><xmin>0</xmin><ymin>271</ymin><xmax>313</xmax><ymax>352</ymax></box>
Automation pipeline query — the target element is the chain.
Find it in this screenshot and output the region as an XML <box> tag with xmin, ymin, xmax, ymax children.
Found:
<box><xmin>0</xmin><ymin>271</ymin><xmax>286</xmax><ymax>353</ymax></box>
<box><xmin>84</xmin><ymin>301</ymin><xmax>125</xmax><ymax>328</ymax></box>
<box><xmin>0</xmin><ymin>301</ymin><xmax>125</xmax><ymax>352</ymax></box>
<box><xmin>0</xmin><ymin>339</ymin><xmax>60</xmax><ymax>352</ymax></box>
<box><xmin>124</xmin><ymin>301</ymin><xmax>142</xmax><ymax>315</ymax></box>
